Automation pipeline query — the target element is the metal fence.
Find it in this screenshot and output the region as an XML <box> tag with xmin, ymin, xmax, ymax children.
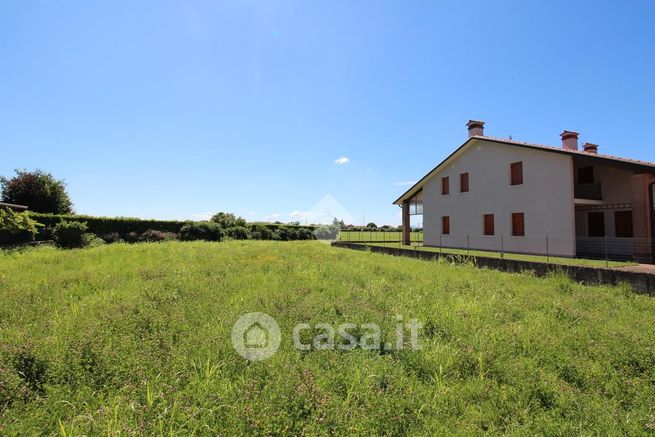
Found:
<box><xmin>338</xmin><ymin>230</ymin><xmax>655</xmax><ymax>265</ymax></box>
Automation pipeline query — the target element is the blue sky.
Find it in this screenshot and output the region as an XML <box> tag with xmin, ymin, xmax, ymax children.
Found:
<box><xmin>2</xmin><ymin>1</ymin><xmax>654</xmax><ymax>225</ymax></box>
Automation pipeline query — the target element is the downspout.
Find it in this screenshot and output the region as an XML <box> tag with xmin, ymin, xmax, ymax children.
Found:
<box><xmin>649</xmin><ymin>181</ymin><xmax>655</xmax><ymax>264</ymax></box>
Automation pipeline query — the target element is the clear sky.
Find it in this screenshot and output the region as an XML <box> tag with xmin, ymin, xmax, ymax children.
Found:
<box><xmin>2</xmin><ymin>1</ymin><xmax>654</xmax><ymax>225</ymax></box>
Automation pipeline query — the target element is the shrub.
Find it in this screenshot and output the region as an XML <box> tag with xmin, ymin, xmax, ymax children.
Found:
<box><xmin>28</xmin><ymin>213</ymin><xmax>187</xmax><ymax>241</ymax></box>
<box><xmin>227</xmin><ymin>226</ymin><xmax>250</xmax><ymax>240</ymax></box>
<box><xmin>249</xmin><ymin>224</ymin><xmax>273</xmax><ymax>240</ymax></box>
<box><xmin>139</xmin><ymin>229</ymin><xmax>178</xmax><ymax>242</ymax></box>
<box><xmin>101</xmin><ymin>232</ymin><xmax>123</xmax><ymax>244</ymax></box>
<box><xmin>83</xmin><ymin>233</ymin><xmax>106</xmax><ymax>248</ymax></box>
<box><xmin>0</xmin><ymin>208</ymin><xmax>42</xmax><ymax>244</ymax></box>
<box><xmin>53</xmin><ymin>221</ymin><xmax>89</xmax><ymax>249</ymax></box>
<box><xmin>313</xmin><ymin>224</ymin><xmax>339</xmax><ymax>240</ymax></box>
<box><xmin>179</xmin><ymin>222</ymin><xmax>224</xmax><ymax>242</ymax></box>
<box><xmin>211</xmin><ymin>212</ymin><xmax>246</xmax><ymax>228</ymax></box>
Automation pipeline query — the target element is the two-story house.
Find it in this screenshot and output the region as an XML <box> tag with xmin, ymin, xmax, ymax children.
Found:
<box><xmin>394</xmin><ymin>121</ymin><xmax>655</xmax><ymax>263</ymax></box>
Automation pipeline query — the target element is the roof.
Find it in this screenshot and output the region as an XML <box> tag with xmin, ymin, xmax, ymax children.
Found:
<box><xmin>393</xmin><ymin>135</ymin><xmax>655</xmax><ymax>205</ymax></box>
<box><xmin>0</xmin><ymin>202</ymin><xmax>28</xmax><ymax>211</ymax></box>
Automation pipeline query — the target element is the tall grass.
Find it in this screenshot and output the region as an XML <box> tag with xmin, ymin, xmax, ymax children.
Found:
<box><xmin>1</xmin><ymin>241</ymin><xmax>654</xmax><ymax>434</ymax></box>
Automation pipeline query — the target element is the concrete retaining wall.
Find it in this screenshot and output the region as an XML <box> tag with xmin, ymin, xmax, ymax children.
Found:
<box><xmin>331</xmin><ymin>242</ymin><xmax>655</xmax><ymax>295</ymax></box>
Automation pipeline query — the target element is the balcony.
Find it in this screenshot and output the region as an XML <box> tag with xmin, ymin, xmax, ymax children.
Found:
<box><xmin>574</xmin><ymin>182</ymin><xmax>602</xmax><ymax>201</ymax></box>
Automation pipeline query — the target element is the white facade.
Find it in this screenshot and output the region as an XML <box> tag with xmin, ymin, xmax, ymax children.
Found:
<box><xmin>422</xmin><ymin>139</ymin><xmax>577</xmax><ymax>257</ymax></box>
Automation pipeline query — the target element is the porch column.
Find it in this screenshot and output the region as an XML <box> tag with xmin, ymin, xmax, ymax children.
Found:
<box><xmin>402</xmin><ymin>200</ymin><xmax>410</xmax><ymax>245</ymax></box>
<box><xmin>630</xmin><ymin>173</ymin><xmax>655</xmax><ymax>263</ymax></box>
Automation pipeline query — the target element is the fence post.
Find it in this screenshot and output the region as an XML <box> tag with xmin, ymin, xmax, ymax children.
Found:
<box><xmin>467</xmin><ymin>234</ymin><xmax>470</xmax><ymax>256</ymax></box>
<box><xmin>546</xmin><ymin>235</ymin><xmax>549</xmax><ymax>265</ymax></box>
<box><xmin>501</xmin><ymin>235</ymin><xmax>504</xmax><ymax>260</ymax></box>
<box><xmin>604</xmin><ymin>234</ymin><xmax>609</xmax><ymax>268</ymax></box>
<box><xmin>439</xmin><ymin>233</ymin><xmax>442</xmax><ymax>255</ymax></box>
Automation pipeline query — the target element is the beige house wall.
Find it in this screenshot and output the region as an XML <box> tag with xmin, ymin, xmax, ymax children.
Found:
<box><xmin>422</xmin><ymin>139</ymin><xmax>576</xmax><ymax>256</ymax></box>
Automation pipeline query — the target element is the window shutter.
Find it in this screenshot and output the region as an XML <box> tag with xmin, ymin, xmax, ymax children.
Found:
<box><xmin>511</xmin><ymin>212</ymin><xmax>525</xmax><ymax>236</ymax></box>
<box><xmin>460</xmin><ymin>173</ymin><xmax>469</xmax><ymax>192</ymax></box>
<box><xmin>442</xmin><ymin>216</ymin><xmax>450</xmax><ymax>235</ymax></box>
<box><xmin>510</xmin><ymin>162</ymin><xmax>523</xmax><ymax>186</ymax></box>
<box><xmin>442</xmin><ymin>177</ymin><xmax>449</xmax><ymax>195</ymax></box>
<box><xmin>483</xmin><ymin>214</ymin><xmax>494</xmax><ymax>236</ymax></box>
<box><xmin>587</xmin><ymin>212</ymin><xmax>605</xmax><ymax>237</ymax></box>
<box><xmin>614</xmin><ymin>211</ymin><xmax>633</xmax><ymax>238</ymax></box>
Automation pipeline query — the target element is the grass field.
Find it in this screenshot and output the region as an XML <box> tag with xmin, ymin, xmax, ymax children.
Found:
<box><xmin>1</xmin><ymin>241</ymin><xmax>655</xmax><ymax>434</ymax></box>
<box><xmin>339</xmin><ymin>230</ymin><xmax>423</xmax><ymax>243</ymax></box>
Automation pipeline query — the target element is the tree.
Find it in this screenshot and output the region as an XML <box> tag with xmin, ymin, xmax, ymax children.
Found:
<box><xmin>366</xmin><ymin>222</ymin><xmax>378</xmax><ymax>229</ymax></box>
<box><xmin>1</xmin><ymin>169</ymin><xmax>73</xmax><ymax>214</ymax></box>
<box><xmin>210</xmin><ymin>212</ymin><xmax>246</xmax><ymax>228</ymax></box>
<box><xmin>332</xmin><ymin>218</ymin><xmax>346</xmax><ymax>229</ymax></box>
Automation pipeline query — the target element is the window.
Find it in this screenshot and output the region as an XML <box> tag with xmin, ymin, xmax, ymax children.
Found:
<box><xmin>483</xmin><ymin>214</ymin><xmax>494</xmax><ymax>236</ymax></box>
<box><xmin>460</xmin><ymin>172</ymin><xmax>469</xmax><ymax>193</ymax></box>
<box><xmin>511</xmin><ymin>212</ymin><xmax>525</xmax><ymax>236</ymax></box>
<box><xmin>587</xmin><ymin>212</ymin><xmax>605</xmax><ymax>237</ymax></box>
<box><xmin>442</xmin><ymin>216</ymin><xmax>450</xmax><ymax>235</ymax></box>
<box><xmin>615</xmin><ymin>211</ymin><xmax>633</xmax><ymax>238</ymax></box>
<box><xmin>510</xmin><ymin>161</ymin><xmax>523</xmax><ymax>186</ymax></box>
<box><xmin>441</xmin><ymin>177</ymin><xmax>449</xmax><ymax>195</ymax></box>
<box><xmin>577</xmin><ymin>166</ymin><xmax>594</xmax><ymax>184</ymax></box>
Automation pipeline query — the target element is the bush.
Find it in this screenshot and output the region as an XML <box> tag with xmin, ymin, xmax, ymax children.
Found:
<box><xmin>179</xmin><ymin>222</ymin><xmax>224</xmax><ymax>242</ymax></box>
<box><xmin>313</xmin><ymin>224</ymin><xmax>339</xmax><ymax>240</ymax></box>
<box><xmin>101</xmin><ymin>232</ymin><xmax>123</xmax><ymax>244</ymax></box>
<box><xmin>249</xmin><ymin>224</ymin><xmax>273</xmax><ymax>240</ymax></box>
<box><xmin>246</xmin><ymin>223</ymin><xmax>315</xmax><ymax>241</ymax></box>
<box><xmin>28</xmin><ymin>213</ymin><xmax>187</xmax><ymax>241</ymax></box>
<box><xmin>53</xmin><ymin>221</ymin><xmax>88</xmax><ymax>249</ymax></box>
<box><xmin>227</xmin><ymin>226</ymin><xmax>250</xmax><ymax>240</ymax></box>
<box><xmin>83</xmin><ymin>233</ymin><xmax>106</xmax><ymax>248</ymax></box>
<box><xmin>139</xmin><ymin>229</ymin><xmax>178</xmax><ymax>242</ymax></box>
<box><xmin>211</xmin><ymin>212</ymin><xmax>246</xmax><ymax>228</ymax></box>
<box><xmin>0</xmin><ymin>208</ymin><xmax>42</xmax><ymax>244</ymax></box>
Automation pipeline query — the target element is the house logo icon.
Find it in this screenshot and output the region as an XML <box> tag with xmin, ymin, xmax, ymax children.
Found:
<box><xmin>231</xmin><ymin>312</ymin><xmax>281</xmax><ymax>361</ymax></box>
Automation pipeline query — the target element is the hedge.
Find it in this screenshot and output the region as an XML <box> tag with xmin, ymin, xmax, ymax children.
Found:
<box><xmin>26</xmin><ymin>213</ymin><xmax>317</xmax><ymax>242</ymax></box>
<box><xmin>28</xmin><ymin>213</ymin><xmax>188</xmax><ymax>240</ymax></box>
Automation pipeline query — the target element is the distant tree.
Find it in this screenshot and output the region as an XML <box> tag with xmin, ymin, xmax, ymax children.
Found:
<box><xmin>366</xmin><ymin>222</ymin><xmax>378</xmax><ymax>229</ymax></box>
<box><xmin>1</xmin><ymin>169</ymin><xmax>73</xmax><ymax>214</ymax></box>
<box><xmin>210</xmin><ymin>212</ymin><xmax>246</xmax><ymax>228</ymax></box>
<box><xmin>288</xmin><ymin>221</ymin><xmax>301</xmax><ymax>226</ymax></box>
<box><xmin>332</xmin><ymin>218</ymin><xmax>346</xmax><ymax>229</ymax></box>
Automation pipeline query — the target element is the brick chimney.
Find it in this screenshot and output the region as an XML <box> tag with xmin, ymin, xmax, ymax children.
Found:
<box><xmin>583</xmin><ymin>142</ymin><xmax>598</xmax><ymax>154</ymax></box>
<box><xmin>467</xmin><ymin>120</ymin><xmax>485</xmax><ymax>137</ymax></box>
<box><xmin>560</xmin><ymin>130</ymin><xmax>579</xmax><ymax>151</ymax></box>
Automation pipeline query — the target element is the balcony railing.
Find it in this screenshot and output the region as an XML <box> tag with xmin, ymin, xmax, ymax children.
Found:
<box><xmin>574</xmin><ymin>182</ymin><xmax>602</xmax><ymax>200</ymax></box>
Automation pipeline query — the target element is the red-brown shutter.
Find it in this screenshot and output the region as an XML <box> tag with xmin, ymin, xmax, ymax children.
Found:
<box><xmin>442</xmin><ymin>177</ymin><xmax>449</xmax><ymax>195</ymax></box>
<box><xmin>510</xmin><ymin>162</ymin><xmax>523</xmax><ymax>186</ymax></box>
<box><xmin>614</xmin><ymin>211</ymin><xmax>633</xmax><ymax>238</ymax></box>
<box><xmin>442</xmin><ymin>216</ymin><xmax>450</xmax><ymax>235</ymax></box>
<box><xmin>511</xmin><ymin>212</ymin><xmax>525</xmax><ymax>236</ymax></box>
<box><xmin>587</xmin><ymin>212</ymin><xmax>605</xmax><ymax>237</ymax></box>
<box><xmin>483</xmin><ymin>214</ymin><xmax>494</xmax><ymax>236</ymax></box>
<box><xmin>460</xmin><ymin>173</ymin><xmax>469</xmax><ymax>192</ymax></box>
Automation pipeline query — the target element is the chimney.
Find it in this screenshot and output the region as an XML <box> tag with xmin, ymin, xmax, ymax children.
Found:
<box><xmin>583</xmin><ymin>142</ymin><xmax>598</xmax><ymax>154</ymax></box>
<box><xmin>467</xmin><ymin>120</ymin><xmax>485</xmax><ymax>138</ymax></box>
<box><xmin>560</xmin><ymin>130</ymin><xmax>579</xmax><ymax>151</ymax></box>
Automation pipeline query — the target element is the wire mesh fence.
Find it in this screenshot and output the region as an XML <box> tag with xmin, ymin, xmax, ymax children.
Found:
<box><xmin>338</xmin><ymin>230</ymin><xmax>654</xmax><ymax>266</ymax></box>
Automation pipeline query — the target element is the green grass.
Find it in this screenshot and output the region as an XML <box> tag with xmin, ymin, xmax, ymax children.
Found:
<box><xmin>1</xmin><ymin>241</ymin><xmax>655</xmax><ymax>434</ymax></box>
<box><xmin>339</xmin><ymin>230</ymin><xmax>423</xmax><ymax>243</ymax></box>
<box><xmin>349</xmin><ymin>241</ymin><xmax>635</xmax><ymax>268</ymax></box>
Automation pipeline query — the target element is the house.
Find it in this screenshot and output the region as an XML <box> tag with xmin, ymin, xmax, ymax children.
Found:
<box><xmin>393</xmin><ymin>121</ymin><xmax>655</xmax><ymax>263</ymax></box>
